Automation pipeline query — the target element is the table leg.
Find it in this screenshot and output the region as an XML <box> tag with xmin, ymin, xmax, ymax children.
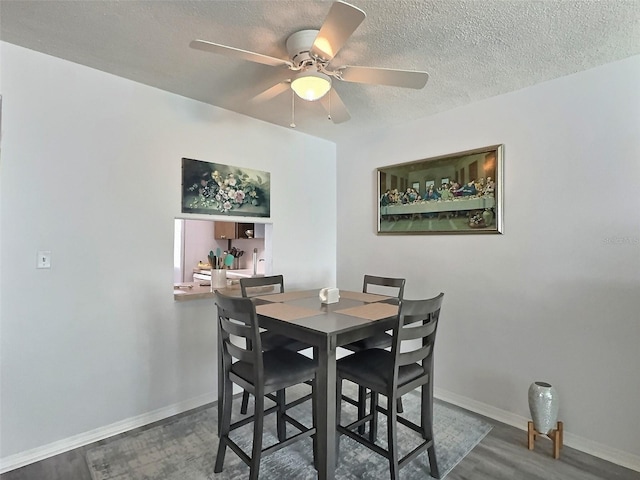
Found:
<box><xmin>315</xmin><ymin>337</ymin><xmax>337</xmax><ymax>480</ymax></box>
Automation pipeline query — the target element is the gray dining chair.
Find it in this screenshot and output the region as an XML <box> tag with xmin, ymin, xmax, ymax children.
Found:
<box><xmin>343</xmin><ymin>275</ymin><xmax>405</xmax><ymax>351</ymax></box>
<box><xmin>239</xmin><ymin>274</ymin><xmax>284</xmax><ymax>298</ymax></box>
<box><xmin>341</xmin><ymin>275</ymin><xmax>406</xmax><ymax>429</ymax></box>
<box><xmin>336</xmin><ymin>292</ymin><xmax>445</xmax><ymax>480</ymax></box>
<box><xmin>238</xmin><ymin>275</ymin><xmax>311</xmax><ymax>414</ymax></box>
<box><xmin>214</xmin><ymin>291</ymin><xmax>318</xmax><ymax>480</ymax></box>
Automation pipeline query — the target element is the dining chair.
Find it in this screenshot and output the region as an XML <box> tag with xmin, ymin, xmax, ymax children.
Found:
<box><xmin>336</xmin><ymin>292</ymin><xmax>445</xmax><ymax>480</ymax></box>
<box><xmin>342</xmin><ymin>275</ymin><xmax>406</xmax><ymax>427</ymax></box>
<box><xmin>214</xmin><ymin>291</ymin><xmax>318</xmax><ymax>480</ymax></box>
<box><xmin>239</xmin><ymin>274</ymin><xmax>284</xmax><ymax>298</ymax></box>
<box><xmin>239</xmin><ymin>275</ymin><xmax>311</xmax><ymax>414</ymax></box>
<box><xmin>343</xmin><ymin>275</ymin><xmax>405</xmax><ymax>351</ymax></box>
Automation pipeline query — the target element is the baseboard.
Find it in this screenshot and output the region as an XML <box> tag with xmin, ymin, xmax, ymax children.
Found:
<box><xmin>0</xmin><ymin>391</ymin><xmax>217</xmax><ymax>474</ymax></box>
<box><xmin>434</xmin><ymin>387</ymin><xmax>640</xmax><ymax>473</ymax></box>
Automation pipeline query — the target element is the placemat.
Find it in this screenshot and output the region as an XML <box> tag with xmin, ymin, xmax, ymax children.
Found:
<box><xmin>255</xmin><ymin>290</ymin><xmax>319</xmax><ymax>303</ymax></box>
<box><xmin>256</xmin><ymin>302</ymin><xmax>321</xmax><ymax>321</ymax></box>
<box><xmin>338</xmin><ymin>290</ymin><xmax>392</xmax><ymax>303</ymax></box>
<box><xmin>334</xmin><ymin>302</ymin><xmax>399</xmax><ymax>321</ymax></box>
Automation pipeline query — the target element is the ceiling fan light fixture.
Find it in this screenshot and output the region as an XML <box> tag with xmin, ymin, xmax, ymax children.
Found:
<box><xmin>291</xmin><ymin>71</ymin><xmax>332</xmax><ymax>101</ymax></box>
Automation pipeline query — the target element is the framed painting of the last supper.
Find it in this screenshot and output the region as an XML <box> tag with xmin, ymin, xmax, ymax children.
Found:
<box><xmin>377</xmin><ymin>144</ymin><xmax>504</xmax><ymax>235</ymax></box>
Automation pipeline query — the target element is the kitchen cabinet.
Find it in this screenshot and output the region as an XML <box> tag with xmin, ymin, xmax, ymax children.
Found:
<box><xmin>214</xmin><ymin>222</ymin><xmax>257</xmax><ymax>240</ymax></box>
<box><xmin>214</xmin><ymin>221</ymin><xmax>237</xmax><ymax>239</ymax></box>
<box><xmin>236</xmin><ymin>222</ymin><xmax>256</xmax><ymax>239</ymax></box>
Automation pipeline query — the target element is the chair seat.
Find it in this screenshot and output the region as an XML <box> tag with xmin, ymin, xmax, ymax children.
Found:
<box><xmin>261</xmin><ymin>331</ymin><xmax>310</xmax><ymax>352</ymax></box>
<box><xmin>337</xmin><ymin>348</ymin><xmax>425</xmax><ymax>393</ymax></box>
<box><xmin>232</xmin><ymin>348</ymin><xmax>317</xmax><ymax>389</ymax></box>
<box><xmin>342</xmin><ymin>331</ymin><xmax>392</xmax><ymax>351</ymax></box>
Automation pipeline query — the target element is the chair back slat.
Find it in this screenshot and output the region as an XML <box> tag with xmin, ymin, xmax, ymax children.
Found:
<box><xmin>363</xmin><ymin>275</ymin><xmax>405</xmax><ymax>300</ymax></box>
<box><xmin>391</xmin><ymin>293</ymin><xmax>444</xmax><ymax>381</ymax></box>
<box><xmin>218</xmin><ymin>316</ymin><xmax>257</xmax><ymax>363</ymax></box>
<box><xmin>219</xmin><ymin>316</ymin><xmax>252</xmax><ymax>337</ymax></box>
<box><xmin>224</xmin><ymin>340</ymin><xmax>255</xmax><ymax>363</ymax></box>
<box><xmin>397</xmin><ymin>343</ymin><xmax>433</xmax><ymax>367</ymax></box>
<box><xmin>398</xmin><ymin>319</ymin><xmax>437</xmax><ymax>342</ymax></box>
<box><xmin>214</xmin><ymin>291</ymin><xmax>263</xmax><ymax>372</ymax></box>
<box><xmin>240</xmin><ymin>275</ymin><xmax>284</xmax><ymax>298</ymax></box>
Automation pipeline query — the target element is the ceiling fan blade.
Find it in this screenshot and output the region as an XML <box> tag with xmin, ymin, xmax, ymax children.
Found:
<box><xmin>190</xmin><ymin>40</ymin><xmax>293</xmax><ymax>68</ymax></box>
<box><xmin>338</xmin><ymin>66</ymin><xmax>429</xmax><ymax>89</ymax></box>
<box><xmin>250</xmin><ymin>81</ymin><xmax>291</xmax><ymax>104</ymax></box>
<box><xmin>310</xmin><ymin>1</ymin><xmax>366</xmax><ymax>62</ymax></box>
<box><xmin>319</xmin><ymin>89</ymin><xmax>351</xmax><ymax>124</ymax></box>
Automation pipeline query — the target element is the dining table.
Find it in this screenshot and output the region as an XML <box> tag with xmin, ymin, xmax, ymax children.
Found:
<box><xmin>216</xmin><ymin>288</ymin><xmax>399</xmax><ymax>480</ymax></box>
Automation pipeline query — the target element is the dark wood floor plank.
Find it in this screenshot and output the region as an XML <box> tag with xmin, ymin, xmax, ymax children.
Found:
<box><xmin>445</xmin><ymin>406</ymin><xmax>639</xmax><ymax>480</ymax></box>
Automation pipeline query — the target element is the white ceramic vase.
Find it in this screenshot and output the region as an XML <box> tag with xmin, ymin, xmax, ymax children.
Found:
<box><xmin>528</xmin><ymin>381</ymin><xmax>559</xmax><ymax>434</ymax></box>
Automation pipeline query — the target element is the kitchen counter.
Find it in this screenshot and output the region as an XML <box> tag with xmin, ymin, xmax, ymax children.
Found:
<box><xmin>173</xmin><ymin>281</ymin><xmax>273</xmax><ymax>302</ymax></box>
<box><xmin>226</xmin><ymin>269</ymin><xmax>261</xmax><ymax>279</ymax></box>
<box><xmin>173</xmin><ymin>281</ymin><xmax>240</xmax><ymax>302</ymax></box>
<box><xmin>192</xmin><ymin>268</ymin><xmax>263</xmax><ymax>279</ymax></box>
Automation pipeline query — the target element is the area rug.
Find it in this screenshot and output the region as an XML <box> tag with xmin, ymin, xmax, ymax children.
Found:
<box><xmin>86</xmin><ymin>386</ymin><xmax>491</xmax><ymax>480</ymax></box>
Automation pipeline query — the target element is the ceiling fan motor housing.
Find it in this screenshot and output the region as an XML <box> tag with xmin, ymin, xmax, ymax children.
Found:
<box><xmin>286</xmin><ymin>30</ymin><xmax>320</xmax><ymax>68</ymax></box>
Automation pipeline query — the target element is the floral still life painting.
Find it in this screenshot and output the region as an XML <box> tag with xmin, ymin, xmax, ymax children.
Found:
<box><xmin>182</xmin><ymin>158</ymin><xmax>270</xmax><ymax>217</ymax></box>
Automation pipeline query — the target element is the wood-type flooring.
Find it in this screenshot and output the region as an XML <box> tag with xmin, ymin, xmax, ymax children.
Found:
<box><xmin>2</xmin><ymin>402</ymin><xmax>638</xmax><ymax>480</ymax></box>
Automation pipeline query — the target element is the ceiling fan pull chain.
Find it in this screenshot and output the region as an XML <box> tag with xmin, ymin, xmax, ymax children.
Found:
<box><xmin>290</xmin><ymin>90</ymin><xmax>296</xmax><ymax>128</ymax></box>
<box><xmin>327</xmin><ymin>91</ymin><xmax>332</xmax><ymax>121</ymax></box>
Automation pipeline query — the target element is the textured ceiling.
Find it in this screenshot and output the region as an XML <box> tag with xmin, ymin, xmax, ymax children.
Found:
<box><xmin>2</xmin><ymin>0</ymin><xmax>639</xmax><ymax>142</ymax></box>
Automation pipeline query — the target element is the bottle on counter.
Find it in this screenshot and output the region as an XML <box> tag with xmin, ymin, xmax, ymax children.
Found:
<box><xmin>253</xmin><ymin>248</ymin><xmax>258</xmax><ymax>276</ymax></box>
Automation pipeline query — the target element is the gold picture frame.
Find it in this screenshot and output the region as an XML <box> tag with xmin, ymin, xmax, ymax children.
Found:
<box><xmin>377</xmin><ymin>144</ymin><xmax>503</xmax><ymax>235</ymax></box>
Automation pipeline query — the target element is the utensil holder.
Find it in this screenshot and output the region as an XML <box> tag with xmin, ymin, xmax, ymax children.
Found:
<box><xmin>211</xmin><ymin>269</ymin><xmax>227</xmax><ymax>291</ymax></box>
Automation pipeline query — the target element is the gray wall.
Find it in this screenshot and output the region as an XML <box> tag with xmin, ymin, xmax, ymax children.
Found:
<box><xmin>336</xmin><ymin>56</ymin><xmax>640</xmax><ymax>468</ymax></box>
<box><xmin>0</xmin><ymin>42</ymin><xmax>337</xmax><ymax>467</ymax></box>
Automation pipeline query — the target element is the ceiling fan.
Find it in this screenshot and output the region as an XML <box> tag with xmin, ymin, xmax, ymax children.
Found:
<box><xmin>189</xmin><ymin>0</ymin><xmax>428</xmax><ymax>125</ymax></box>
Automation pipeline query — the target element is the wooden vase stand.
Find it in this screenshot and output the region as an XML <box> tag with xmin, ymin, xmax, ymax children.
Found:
<box><xmin>527</xmin><ymin>420</ymin><xmax>563</xmax><ymax>459</ymax></box>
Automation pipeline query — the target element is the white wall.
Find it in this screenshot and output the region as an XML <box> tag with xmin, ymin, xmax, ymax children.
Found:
<box><xmin>0</xmin><ymin>42</ymin><xmax>336</xmax><ymax>466</ymax></box>
<box><xmin>337</xmin><ymin>56</ymin><xmax>640</xmax><ymax>467</ymax></box>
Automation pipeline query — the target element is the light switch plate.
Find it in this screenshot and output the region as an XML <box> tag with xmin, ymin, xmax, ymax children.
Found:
<box><xmin>37</xmin><ymin>251</ymin><xmax>51</xmax><ymax>269</ymax></box>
